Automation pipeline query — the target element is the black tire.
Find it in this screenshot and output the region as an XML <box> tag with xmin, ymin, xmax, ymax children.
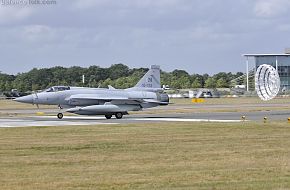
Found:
<box><xmin>57</xmin><ymin>113</ymin><xmax>63</xmax><ymax>119</ymax></box>
<box><xmin>115</xmin><ymin>112</ymin><xmax>123</xmax><ymax>119</ymax></box>
<box><xmin>105</xmin><ymin>114</ymin><xmax>112</xmax><ymax>119</ymax></box>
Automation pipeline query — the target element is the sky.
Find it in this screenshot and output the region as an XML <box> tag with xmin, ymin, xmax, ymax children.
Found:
<box><xmin>1</xmin><ymin>0</ymin><xmax>290</xmax><ymax>75</ymax></box>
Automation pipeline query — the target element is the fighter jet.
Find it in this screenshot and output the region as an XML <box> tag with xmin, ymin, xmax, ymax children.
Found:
<box><xmin>14</xmin><ymin>65</ymin><xmax>169</xmax><ymax>119</ymax></box>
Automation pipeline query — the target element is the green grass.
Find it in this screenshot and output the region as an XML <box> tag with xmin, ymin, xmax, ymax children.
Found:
<box><xmin>170</xmin><ymin>96</ymin><xmax>290</xmax><ymax>105</ymax></box>
<box><xmin>1</xmin><ymin>122</ymin><xmax>290</xmax><ymax>189</ymax></box>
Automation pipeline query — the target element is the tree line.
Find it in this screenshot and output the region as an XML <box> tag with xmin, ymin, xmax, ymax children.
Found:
<box><xmin>0</xmin><ymin>64</ymin><xmax>243</xmax><ymax>92</ymax></box>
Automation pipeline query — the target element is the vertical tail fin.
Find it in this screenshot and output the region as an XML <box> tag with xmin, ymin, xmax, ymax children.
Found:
<box><xmin>135</xmin><ymin>65</ymin><xmax>161</xmax><ymax>89</ymax></box>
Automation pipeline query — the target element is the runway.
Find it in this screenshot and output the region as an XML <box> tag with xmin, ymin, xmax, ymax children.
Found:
<box><xmin>0</xmin><ymin>115</ymin><xmax>244</xmax><ymax>128</ymax></box>
<box><xmin>0</xmin><ymin>109</ymin><xmax>290</xmax><ymax>128</ymax></box>
<box><xmin>1</xmin><ymin>98</ymin><xmax>290</xmax><ymax>128</ymax></box>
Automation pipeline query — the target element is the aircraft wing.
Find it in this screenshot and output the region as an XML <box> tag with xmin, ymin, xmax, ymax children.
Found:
<box><xmin>66</xmin><ymin>94</ymin><xmax>129</xmax><ymax>101</ymax></box>
<box><xmin>66</xmin><ymin>94</ymin><xmax>169</xmax><ymax>105</ymax></box>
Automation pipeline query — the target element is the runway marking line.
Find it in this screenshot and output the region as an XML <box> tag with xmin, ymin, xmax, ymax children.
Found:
<box><xmin>31</xmin><ymin>116</ymin><xmax>244</xmax><ymax>123</ymax></box>
<box><xmin>0</xmin><ymin>117</ymin><xmax>119</xmax><ymax>128</ymax></box>
<box><xmin>0</xmin><ymin>122</ymin><xmax>119</xmax><ymax>128</ymax></box>
<box><xmin>30</xmin><ymin>116</ymin><xmax>105</xmax><ymax>120</ymax></box>
<box><xmin>130</xmin><ymin>118</ymin><xmax>243</xmax><ymax>123</ymax></box>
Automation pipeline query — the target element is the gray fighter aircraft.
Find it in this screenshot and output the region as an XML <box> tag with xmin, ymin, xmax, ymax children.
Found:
<box><xmin>14</xmin><ymin>65</ymin><xmax>169</xmax><ymax>119</ymax></box>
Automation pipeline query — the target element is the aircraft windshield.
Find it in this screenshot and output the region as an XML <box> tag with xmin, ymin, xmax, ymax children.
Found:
<box><xmin>45</xmin><ymin>86</ymin><xmax>70</xmax><ymax>92</ymax></box>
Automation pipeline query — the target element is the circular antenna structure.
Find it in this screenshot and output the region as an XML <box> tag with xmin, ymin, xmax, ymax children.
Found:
<box><xmin>255</xmin><ymin>64</ymin><xmax>280</xmax><ymax>101</ymax></box>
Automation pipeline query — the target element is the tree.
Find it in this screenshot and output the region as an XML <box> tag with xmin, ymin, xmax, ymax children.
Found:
<box><xmin>205</xmin><ymin>77</ymin><xmax>216</xmax><ymax>88</ymax></box>
<box><xmin>109</xmin><ymin>64</ymin><xmax>129</xmax><ymax>80</ymax></box>
<box><xmin>115</xmin><ymin>77</ymin><xmax>132</xmax><ymax>89</ymax></box>
<box><xmin>86</xmin><ymin>66</ymin><xmax>109</xmax><ymax>84</ymax></box>
<box><xmin>0</xmin><ymin>73</ymin><xmax>16</xmax><ymax>91</ymax></box>
<box><xmin>0</xmin><ymin>81</ymin><xmax>4</xmax><ymax>91</ymax></box>
<box><xmin>202</xmin><ymin>74</ymin><xmax>209</xmax><ymax>87</ymax></box>
<box><xmin>32</xmin><ymin>84</ymin><xmax>40</xmax><ymax>91</ymax></box>
<box><xmin>191</xmin><ymin>78</ymin><xmax>202</xmax><ymax>88</ymax></box>
<box><xmin>4</xmin><ymin>81</ymin><xmax>12</xmax><ymax>91</ymax></box>
<box><xmin>0</xmin><ymin>64</ymin><xmax>245</xmax><ymax>92</ymax></box>
<box><xmin>216</xmin><ymin>78</ymin><xmax>228</xmax><ymax>88</ymax></box>
<box><xmin>161</xmin><ymin>71</ymin><xmax>172</xmax><ymax>87</ymax></box>
<box><xmin>179</xmin><ymin>76</ymin><xmax>191</xmax><ymax>89</ymax></box>
<box><xmin>102</xmin><ymin>78</ymin><xmax>114</xmax><ymax>88</ymax></box>
<box><xmin>172</xmin><ymin>69</ymin><xmax>189</xmax><ymax>78</ymax></box>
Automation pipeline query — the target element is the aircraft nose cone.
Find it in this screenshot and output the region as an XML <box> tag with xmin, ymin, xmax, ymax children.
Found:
<box><xmin>14</xmin><ymin>95</ymin><xmax>34</xmax><ymax>104</ymax></box>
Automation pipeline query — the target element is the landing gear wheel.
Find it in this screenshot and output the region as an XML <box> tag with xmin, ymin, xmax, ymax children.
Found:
<box><xmin>105</xmin><ymin>115</ymin><xmax>112</xmax><ymax>119</ymax></box>
<box><xmin>115</xmin><ymin>112</ymin><xmax>123</xmax><ymax>119</ymax></box>
<box><xmin>57</xmin><ymin>113</ymin><xmax>63</xmax><ymax>119</ymax></box>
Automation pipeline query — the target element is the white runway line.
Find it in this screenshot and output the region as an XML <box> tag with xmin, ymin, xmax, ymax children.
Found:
<box><xmin>32</xmin><ymin>116</ymin><xmax>243</xmax><ymax>123</ymax></box>
<box><xmin>0</xmin><ymin>123</ymin><xmax>118</xmax><ymax>128</ymax></box>
<box><xmin>0</xmin><ymin>122</ymin><xmax>118</xmax><ymax>128</ymax></box>
<box><xmin>30</xmin><ymin>116</ymin><xmax>106</xmax><ymax>120</ymax></box>
<box><xmin>28</xmin><ymin>116</ymin><xmax>245</xmax><ymax>123</ymax></box>
<box><xmin>131</xmin><ymin>118</ymin><xmax>243</xmax><ymax>123</ymax></box>
<box><xmin>0</xmin><ymin>118</ymin><xmax>118</xmax><ymax>128</ymax></box>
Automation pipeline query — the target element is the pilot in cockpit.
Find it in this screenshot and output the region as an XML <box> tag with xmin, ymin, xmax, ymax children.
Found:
<box><xmin>45</xmin><ymin>86</ymin><xmax>70</xmax><ymax>92</ymax></box>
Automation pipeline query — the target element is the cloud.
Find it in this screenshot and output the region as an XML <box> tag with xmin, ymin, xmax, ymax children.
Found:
<box><xmin>1</xmin><ymin>0</ymin><xmax>290</xmax><ymax>74</ymax></box>
<box><xmin>254</xmin><ymin>0</ymin><xmax>290</xmax><ymax>18</ymax></box>
<box><xmin>24</xmin><ymin>25</ymin><xmax>51</xmax><ymax>35</ymax></box>
<box><xmin>72</xmin><ymin>0</ymin><xmax>183</xmax><ymax>10</ymax></box>
<box><xmin>278</xmin><ymin>24</ymin><xmax>290</xmax><ymax>32</ymax></box>
<box><xmin>71</xmin><ymin>0</ymin><xmax>106</xmax><ymax>10</ymax></box>
<box><xmin>22</xmin><ymin>25</ymin><xmax>57</xmax><ymax>43</ymax></box>
<box><xmin>0</xmin><ymin>6</ymin><xmax>35</xmax><ymax>24</ymax></box>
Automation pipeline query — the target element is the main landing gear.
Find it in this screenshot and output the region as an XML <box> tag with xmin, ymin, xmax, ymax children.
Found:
<box><xmin>115</xmin><ymin>112</ymin><xmax>123</xmax><ymax>119</ymax></box>
<box><xmin>105</xmin><ymin>112</ymin><xmax>123</xmax><ymax>119</ymax></box>
<box><xmin>105</xmin><ymin>114</ymin><xmax>112</xmax><ymax>119</ymax></box>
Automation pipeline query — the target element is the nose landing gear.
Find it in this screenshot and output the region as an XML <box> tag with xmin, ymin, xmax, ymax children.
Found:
<box><xmin>57</xmin><ymin>104</ymin><xmax>64</xmax><ymax>119</ymax></box>
<box><xmin>57</xmin><ymin>113</ymin><xmax>63</xmax><ymax>119</ymax></box>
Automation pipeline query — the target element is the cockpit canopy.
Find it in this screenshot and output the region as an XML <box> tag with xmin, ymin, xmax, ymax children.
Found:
<box><xmin>45</xmin><ymin>86</ymin><xmax>71</xmax><ymax>92</ymax></box>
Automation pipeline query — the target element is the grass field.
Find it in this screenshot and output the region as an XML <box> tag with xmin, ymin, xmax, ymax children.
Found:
<box><xmin>1</xmin><ymin>122</ymin><xmax>290</xmax><ymax>189</ymax></box>
<box><xmin>170</xmin><ymin>96</ymin><xmax>290</xmax><ymax>105</ymax></box>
